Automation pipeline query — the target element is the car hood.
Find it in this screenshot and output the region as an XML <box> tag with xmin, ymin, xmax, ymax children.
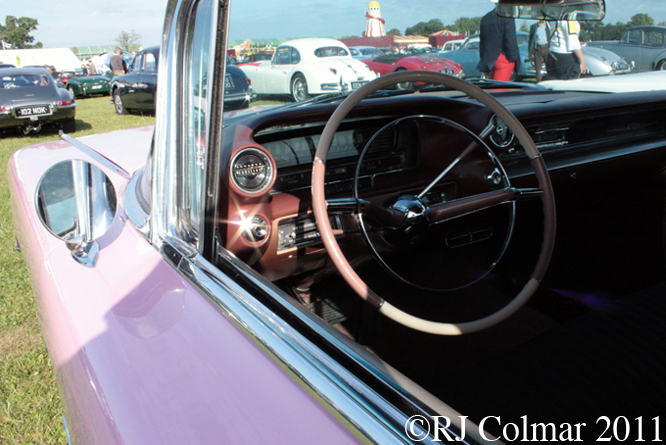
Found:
<box><xmin>410</xmin><ymin>55</ymin><xmax>457</xmax><ymax>68</ymax></box>
<box><xmin>541</xmin><ymin>70</ymin><xmax>666</xmax><ymax>93</ymax></box>
<box><xmin>582</xmin><ymin>46</ymin><xmax>623</xmax><ymax>62</ymax></box>
<box><xmin>0</xmin><ymin>86</ymin><xmax>56</xmax><ymax>103</ymax></box>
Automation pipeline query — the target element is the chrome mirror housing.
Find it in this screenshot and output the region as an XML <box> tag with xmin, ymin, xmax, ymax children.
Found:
<box><xmin>496</xmin><ymin>0</ymin><xmax>605</xmax><ymax>21</ymax></box>
<box><xmin>36</xmin><ymin>160</ymin><xmax>117</xmax><ymax>267</ymax></box>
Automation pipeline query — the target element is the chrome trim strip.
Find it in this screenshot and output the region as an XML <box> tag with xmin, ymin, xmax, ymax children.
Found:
<box><xmin>59</xmin><ymin>133</ymin><xmax>131</xmax><ymax>179</ymax></box>
<box><xmin>124</xmin><ymin>168</ymin><xmax>151</xmax><ymax>235</ymax></box>
<box><xmin>157</xmin><ymin>235</ymin><xmax>473</xmax><ymax>445</ymax></box>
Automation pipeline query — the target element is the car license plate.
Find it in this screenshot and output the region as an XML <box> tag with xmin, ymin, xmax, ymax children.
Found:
<box><xmin>92</xmin><ymin>85</ymin><xmax>102</xmax><ymax>89</ymax></box>
<box><xmin>351</xmin><ymin>81</ymin><xmax>368</xmax><ymax>89</ymax></box>
<box><xmin>225</xmin><ymin>75</ymin><xmax>234</xmax><ymax>89</ymax></box>
<box><xmin>16</xmin><ymin>105</ymin><xmax>52</xmax><ymax>118</ymax></box>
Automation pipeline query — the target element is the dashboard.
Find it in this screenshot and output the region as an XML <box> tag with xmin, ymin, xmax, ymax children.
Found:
<box><xmin>219</xmin><ymin>89</ymin><xmax>666</xmax><ymax>282</ymax></box>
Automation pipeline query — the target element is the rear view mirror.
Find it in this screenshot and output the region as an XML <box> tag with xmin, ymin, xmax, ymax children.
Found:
<box><xmin>496</xmin><ymin>0</ymin><xmax>605</xmax><ymax>21</ymax></box>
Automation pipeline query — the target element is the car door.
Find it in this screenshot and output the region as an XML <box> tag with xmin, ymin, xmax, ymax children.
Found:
<box><xmin>120</xmin><ymin>54</ymin><xmax>143</xmax><ymax>109</ymax></box>
<box><xmin>263</xmin><ymin>45</ymin><xmax>298</xmax><ymax>94</ymax></box>
<box><xmin>618</xmin><ymin>28</ymin><xmax>647</xmax><ymax>70</ymax></box>
<box><xmin>136</xmin><ymin>51</ymin><xmax>158</xmax><ymax>108</ymax></box>
<box><xmin>643</xmin><ymin>28</ymin><xmax>666</xmax><ymax>69</ymax></box>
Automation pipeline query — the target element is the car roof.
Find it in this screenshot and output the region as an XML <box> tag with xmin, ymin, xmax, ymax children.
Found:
<box><xmin>0</xmin><ymin>67</ymin><xmax>53</xmax><ymax>76</ymax></box>
<box><xmin>279</xmin><ymin>38</ymin><xmax>349</xmax><ymax>52</ymax></box>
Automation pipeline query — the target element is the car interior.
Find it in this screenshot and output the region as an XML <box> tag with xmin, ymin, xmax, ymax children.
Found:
<box><xmin>217</xmin><ymin>73</ymin><xmax>666</xmax><ymax>440</ymax></box>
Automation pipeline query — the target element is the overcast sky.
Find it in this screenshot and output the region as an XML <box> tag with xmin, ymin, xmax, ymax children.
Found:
<box><xmin>1</xmin><ymin>0</ymin><xmax>664</xmax><ymax>49</ymax></box>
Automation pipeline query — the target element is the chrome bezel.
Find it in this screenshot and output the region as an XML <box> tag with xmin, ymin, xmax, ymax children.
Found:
<box><xmin>230</xmin><ymin>147</ymin><xmax>275</xmax><ymax>195</ymax></box>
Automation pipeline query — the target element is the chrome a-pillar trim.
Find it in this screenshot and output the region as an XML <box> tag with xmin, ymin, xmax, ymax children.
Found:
<box><xmin>125</xmin><ymin>167</ymin><xmax>151</xmax><ymax>237</ymax></box>
<box><xmin>157</xmin><ymin>236</ymin><xmax>475</xmax><ymax>445</ymax></box>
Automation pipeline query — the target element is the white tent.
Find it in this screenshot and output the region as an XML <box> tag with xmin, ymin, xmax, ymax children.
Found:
<box><xmin>0</xmin><ymin>48</ymin><xmax>83</xmax><ymax>72</ymax></box>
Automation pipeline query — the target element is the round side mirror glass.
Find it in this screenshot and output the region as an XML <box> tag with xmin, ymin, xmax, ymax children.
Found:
<box><xmin>36</xmin><ymin>160</ymin><xmax>117</xmax><ymax>266</ymax></box>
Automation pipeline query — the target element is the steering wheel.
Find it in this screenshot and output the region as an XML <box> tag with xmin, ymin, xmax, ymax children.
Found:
<box><xmin>312</xmin><ymin>71</ymin><xmax>556</xmax><ymax>335</ymax></box>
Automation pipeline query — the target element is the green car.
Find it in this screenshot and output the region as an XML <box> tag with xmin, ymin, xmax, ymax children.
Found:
<box><xmin>63</xmin><ymin>69</ymin><xmax>111</xmax><ymax>98</ymax></box>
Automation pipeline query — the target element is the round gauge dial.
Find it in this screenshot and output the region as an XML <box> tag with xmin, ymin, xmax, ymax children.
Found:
<box><xmin>489</xmin><ymin>115</ymin><xmax>515</xmax><ymax>149</ymax></box>
<box><xmin>231</xmin><ymin>147</ymin><xmax>275</xmax><ymax>195</ymax></box>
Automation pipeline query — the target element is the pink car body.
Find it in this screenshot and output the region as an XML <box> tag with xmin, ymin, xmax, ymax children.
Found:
<box><xmin>8</xmin><ymin>126</ymin><xmax>366</xmax><ymax>444</ymax></box>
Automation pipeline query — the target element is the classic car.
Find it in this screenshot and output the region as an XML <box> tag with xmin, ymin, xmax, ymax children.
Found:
<box><xmin>238</xmin><ymin>37</ymin><xmax>377</xmax><ymax>101</ymax></box>
<box><xmin>0</xmin><ymin>67</ymin><xmax>75</xmax><ymax>134</ymax></box>
<box><xmin>111</xmin><ymin>46</ymin><xmax>253</xmax><ymax>114</ymax></box>
<box><xmin>360</xmin><ymin>53</ymin><xmax>464</xmax><ymax>89</ymax></box>
<box><xmin>224</xmin><ymin>56</ymin><xmax>256</xmax><ymax>109</ymax></box>
<box><xmin>587</xmin><ymin>25</ymin><xmax>666</xmax><ymax>71</ymax></box>
<box><xmin>9</xmin><ymin>0</ymin><xmax>666</xmax><ymax>443</ymax></box>
<box><xmin>578</xmin><ymin>45</ymin><xmax>633</xmax><ymax>75</ymax></box>
<box><xmin>349</xmin><ymin>46</ymin><xmax>385</xmax><ymax>58</ymax></box>
<box><xmin>236</xmin><ymin>52</ymin><xmax>273</xmax><ymax>65</ymax></box>
<box><xmin>441</xmin><ymin>39</ymin><xmax>464</xmax><ymax>51</ymax></box>
<box><xmin>64</xmin><ymin>71</ymin><xmax>111</xmax><ymax>98</ymax></box>
<box><xmin>57</xmin><ymin>70</ymin><xmax>76</xmax><ymax>86</ymax></box>
<box><xmin>110</xmin><ymin>46</ymin><xmax>160</xmax><ymax>114</ymax></box>
<box><xmin>440</xmin><ymin>31</ymin><xmax>537</xmax><ymax>79</ymax></box>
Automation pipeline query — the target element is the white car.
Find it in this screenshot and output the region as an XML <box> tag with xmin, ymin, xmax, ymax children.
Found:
<box><xmin>239</xmin><ymin>38</ymin><xmax>377</xmax><ymax>102</ymax></box>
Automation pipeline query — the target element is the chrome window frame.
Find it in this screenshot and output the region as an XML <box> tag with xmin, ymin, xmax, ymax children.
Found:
<box><xmin>147</xmin><ymin>0</ymin><xmax>477</xmax><ymax>443</ymax></box>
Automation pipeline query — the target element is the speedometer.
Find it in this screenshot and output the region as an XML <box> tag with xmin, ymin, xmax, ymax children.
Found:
<box><xmin>230</xmin><ymin>147</ymin><xmax>275</xmax><ymax>195</ymax></box>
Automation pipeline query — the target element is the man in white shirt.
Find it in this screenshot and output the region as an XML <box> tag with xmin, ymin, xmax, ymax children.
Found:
<box><xmin>546</xmin><ymin>16</ymin><xmax>588</xmax><ymax>80</ymax></box>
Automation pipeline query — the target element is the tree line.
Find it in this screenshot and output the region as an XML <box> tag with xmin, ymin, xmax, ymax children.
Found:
<box><xmin>0</xmin><ymin>16</ymin><xmax>42</xmax><ymax>49</ymax></box>
<box><xmin>393</xmin><ymin>12</ymin><xmax>664</xmax><ymax>40</ymax></box>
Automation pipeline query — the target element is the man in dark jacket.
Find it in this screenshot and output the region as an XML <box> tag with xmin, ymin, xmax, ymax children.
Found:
<box><xmin>476</xmin><ymin>8</ymin><xmax>520</xmax><ymax>81</ymax></box>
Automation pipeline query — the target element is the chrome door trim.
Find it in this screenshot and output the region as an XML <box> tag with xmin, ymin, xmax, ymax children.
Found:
<box><xmin>158</xmin><ymin>234</ymin><xmax>475</xmax><ymax>445</ymax></box>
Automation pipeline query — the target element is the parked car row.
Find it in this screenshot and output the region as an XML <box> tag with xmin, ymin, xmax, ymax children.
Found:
<box><xmin>587</xmin><ymin>25</ymin><xmax>666</xmax><ymax>71</ymax></box>
<box><xmin>441</xmin><ymin>31</ymin><xmax>633</xmax><ymax>80</ymax></box>
<box><xmin>111</xmin><ymin>46</ymin><xmax>255</xmax><ymax>115</ymax></box>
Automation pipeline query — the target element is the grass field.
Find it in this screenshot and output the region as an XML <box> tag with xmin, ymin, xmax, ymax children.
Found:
<box><xmin>0</xmin><ymin>96</ymin><xmax>155</xmax><ymax>444</ymax></box>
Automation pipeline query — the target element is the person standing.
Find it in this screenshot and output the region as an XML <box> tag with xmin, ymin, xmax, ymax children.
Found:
<box><xmin>110</xmin><ymin>48</ymin><xmax>127</xmax><ymax>76</ymax></box>
<box><xmin>546</xmin><ymin>16</ymin><xmax>587</xmax><ymax>80</ymax></box>
<box><xmin>529</xmin><ymin>20</ymin><xmax>551</xmax><ymax>82</ymax></box>
<box><xmin>476</xmin><ymin>3</ymin><xmax>520</xmax><ymax>81</ymax></box>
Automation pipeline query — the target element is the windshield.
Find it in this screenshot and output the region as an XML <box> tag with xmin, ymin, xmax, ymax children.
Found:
<box><xmin>0</xmin><ymin>74</ymin><xmax>51</xmax><ymax>89</ymax></box>
<box><xmin>228</xmin><ymin>0</ymin><xmax>665</xmax><ymax>104</ymax></box>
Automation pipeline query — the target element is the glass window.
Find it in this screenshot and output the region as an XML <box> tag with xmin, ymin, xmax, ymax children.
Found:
<box><xmin>291</xmin><ymin>47</ymin><xmax>301</xmax><ymax>64</ymax></box>
<box><xmin>181</xmin><ymin>0</ymin><xmax>215</xmax><ymax>242</ymax></box>
<box><xmin>314</xmin><ymin>46</ymin><xmax>349</xmax><ymax>57</ymax></box>
<box><xmin>645</xmin><ymin>31</ymin><xmax>664</xmax><ymax>47</ymax></box>
<box><xmin>622</xmin><ymin>29</ymin><xmax>643</xmax><ymax>45</ymax></box>
<box><xmin>143</xmin><ymin>52</ymin><xmax>157</xmax><ymax>72</ymax></box>
<box><xmin>275</xmin><ymin>46</ymin><xmax>291</xmax><ymax>65</ymax></box>
<box><xmin>132</xmin><ymin>54</ymin><xmax>144</xmax><ymax>73</ymax></box>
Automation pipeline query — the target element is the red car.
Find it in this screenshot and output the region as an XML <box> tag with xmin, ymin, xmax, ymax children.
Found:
<box><xmin>236</xmin><ymin>52</ymin><xmax>273</xmax><ymax>67</ymax></box>
<box><xmin>361</xmin><ymin>53</ymin><xmax>464</xmax><ymax>89</ymax></box>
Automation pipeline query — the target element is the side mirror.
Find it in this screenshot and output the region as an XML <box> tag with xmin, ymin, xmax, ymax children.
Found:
<box><xmin>36</xmin><ymin>160</ymin><xmax>117</xmax><ymax>267</ymax></box>
<box><xmin>496</xmin><ymin>0</ymin><xmax>605</xmax><ymax>21</ymax></box>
